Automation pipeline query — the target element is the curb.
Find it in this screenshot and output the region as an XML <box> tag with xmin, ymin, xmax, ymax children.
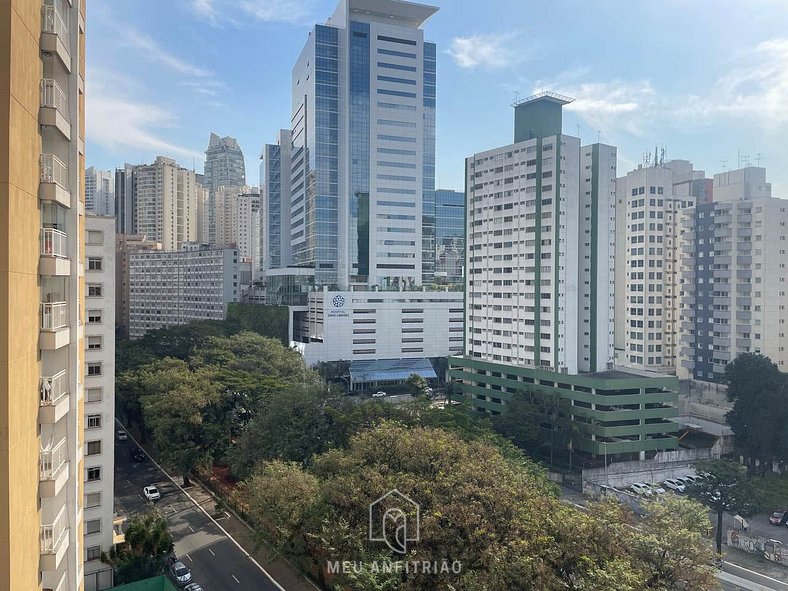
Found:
<box><xmin>116</xmin><ymin>419</ymin><xmax>287</xmax><ymax>591</ymax></box>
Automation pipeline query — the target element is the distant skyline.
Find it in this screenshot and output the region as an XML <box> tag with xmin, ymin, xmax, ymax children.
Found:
<box><xmin>87</xmin><ymin>0</ymin><xmax>788</xmax><ymax>195</ymax></box>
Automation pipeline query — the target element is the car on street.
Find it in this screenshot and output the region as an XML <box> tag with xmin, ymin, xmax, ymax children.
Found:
<box><xmin>663</xmin><ymin>478</ymin><xmax>686</xmax><ymax>493</ymax></box>
<box><xmin>372</xmin><ymin>391</ymin><xmax>386</xmax><ymax>398</ymax></box>
<box><xmin>770</xmin><ymin>509</ymin><xmax>788</xmax><ymax>526</ymax></box>
<box><xmin>130</xmin><ymin>448</ymin><xmax>147</xmax><ymax>462</ymax></box>
<box><xmin>116</xmin><ymin>429</ymin><xmax>128</xmax><ymax>441</ymax></box>
<box><xmin>184</xmin><ymin>584</ymin><xmax>204</xmax><ymax>591</ymax></box>
<box><xmin>143</xmin><ymin>485</ymin><xmax>161</xmax><ymax>502</ymax></box>
<box><xmin>169</xmin><ymin>561</ymin><xmax>192</xmax><ymax>587</ymax></box>
<box><xmin>630</xmin><ymin>482</ymin><xmax>654</xmax><ymax>497</ymax></box>
<box><xmin>647</xmin><ymin>482</ymin><xmax>666</xmax><ymax>494</ymax></box>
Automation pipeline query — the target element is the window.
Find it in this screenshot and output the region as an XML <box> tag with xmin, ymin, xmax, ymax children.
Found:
<box><xmin>86</xmin><ymin>545</ymin><xmax>102</xmax><ymax>561</ymax></box>
<box><xmin>86</xmin><ymin>440</ymin><xmax>102</xmax><ymax>456</ymax></box>
<box><xmin>86</xmin><ymin>387</ymin><xmax>102</xmax><ymax>403</ymax></box>
<box><xmin>86</xmin><ymin>467</ymin><xmax>101</xmax><ymax>482</ymax></box>
<box><xmin>87</xmin><ymin>362</ymin><xmax>102</xmax><ymax>376</ymax></box>
<box><xmin>87</xmin><ymin>309</ymin><xmax>102</xmax><ymax>324</ymax></box>
<box><xmin>85</xmin><ymin>518</ymin><xmax>101</xmax><ymax>534</ymax></box>
<box><xmin>87</xmin><ymin>414</ymin><xmax>102</xmax><ymax>429</ymax></box>
<box><xmin>87</xmin><ymin>257</ymin><xmax>103</xmax><ymax>271</ymax></box>
<box><xmin>86</xmin><ymin>230</ymin><xmax>104</xmax><ymax>245</ymax></box>
<box><xmin>87</xmin><ymin>284</ymin><xmax>103</xmax><ymax>298</ymax></box>
<box><xmin>87</xmin><ymin>336</ymin><xmax>103</xmax><ymax>350</ymax></box>
<box><xmin>85</xmin><ymin>492</ymin><xmax>101</xmax><ymax>508</ymax></box>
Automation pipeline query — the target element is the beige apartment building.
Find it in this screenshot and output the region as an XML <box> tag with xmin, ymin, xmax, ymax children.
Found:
<box><xmin>1</xmin><ymin>0</ymin><xmax>88</xmax><ymax>589</ymax></box>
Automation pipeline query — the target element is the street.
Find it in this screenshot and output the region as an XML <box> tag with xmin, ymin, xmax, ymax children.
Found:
<box><xmin>114</xmin><ymin>429</ymin><xmax>284</xmax><ymax>591</ymax></box>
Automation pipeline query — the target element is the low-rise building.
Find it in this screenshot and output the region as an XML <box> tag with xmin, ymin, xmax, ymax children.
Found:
<box><xmin>115</xmin><ymin>234</ymin><xmax>162</xmax><ymax>338</ymax></box>
<box><xmin>128</xmin><ymin>244</ymin><xmax>242</xmax><ymax>338</ymax></box>
<box><xmin>291</xmin><ymin>288</ymin><xmax>464</xmax><ymax>366</ymax></box>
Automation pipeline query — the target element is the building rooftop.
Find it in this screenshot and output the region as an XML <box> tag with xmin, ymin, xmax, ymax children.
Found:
<box><xmin>330</xmin><ymin>0</ymin><xmax>438</xmax><ymax>28</ymax></box>
<box><xmin>512</xmin><ymin>90</ymin><xmax>575</xmax><ymax>108</ymax></box>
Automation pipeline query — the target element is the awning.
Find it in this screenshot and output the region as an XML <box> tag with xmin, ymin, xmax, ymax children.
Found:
<box><xmin>349</xmin><ymin>358</ymin><xmax>437</xmax><ymax>385</ymax></box>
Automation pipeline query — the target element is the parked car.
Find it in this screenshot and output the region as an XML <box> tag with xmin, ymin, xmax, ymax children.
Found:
<box><xmin>647</xmin><ymin>482</ymin><xmax>666</xmax><ymax>494</ymax></box>
<box><xmin>663</xmin><ymin>478</ymin><xmax>686</xmax><ymax>493</ymax></box>
<box><xmin>164</xmin><ymin>552</ymin><xmax>178</xmax><ymax>569</ymax></box>
<box><xmin>184</xmin><ymin>584</ymin><xmax>204</xmax><ymax>591</ymax></box>
<box><xmin>130</xmin><ymin>448</ymin><xmax>147</xmax><ymax>462</ymax></box>
<box><xmin>116</xmin><ymin>429</ymin><xmax>128</xmax><ymax>441</ymax></box>
<box><xmin>676</xmin><ymin>476</ymin><xmax>696</xmax><ymax>488</ymax></box>
<box><xmin>682</xmin><ymin>475</ymin><xmax>700</xmax><ymax>485</ymax></box>
<box><xmin>372</xmin><ymin>391</ymin><xmax>386</xmax><ymax>398</ymax></box>
<box><xmin>143</xmin><ymin>485</ymin><xmax>160</xmax><ymax>502</ymax></box>
<box><xmin>168</xmin><ymin>561</ymin><xmax>192</xmax><ymax>587</ymax></box>
<box><xmin>770</xmin><ymin>510</ymin><xmax>788</xmax><ymax>526</ymax></box>
<box><xmin>630</xmin><ymin>482</ymin><xmax>654</xmax><ymax>497</ymax></box>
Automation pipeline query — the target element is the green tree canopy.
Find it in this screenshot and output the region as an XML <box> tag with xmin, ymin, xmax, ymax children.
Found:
<box><xmin>724</xmin><ymin>353</ymin><xmax>788</xmax><ymax>466</ymax></box>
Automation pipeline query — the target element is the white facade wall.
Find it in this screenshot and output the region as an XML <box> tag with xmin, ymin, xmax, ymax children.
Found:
<box><xmin>128</xmin><ymin>246</ymin><xmax>240</xmax><ymax>338</ymax></box>
<box><xmin>465</xmin><ymin>132</ymin><xmax>615</xmax><ymax>375</ymax></box>
<box><xmin>83</xmin><ymin>217</ymin><xmax>116</xmax><ymax>590</ymax></box>
<box><xmin>293</xmin><ymin>289</ymin><xmax>463</xmax><ymax>364</ymax></box>
<box><xmin>85</xmin><ymin>167</ymin><xmax>114</xmax><ymax>217</ymax></box>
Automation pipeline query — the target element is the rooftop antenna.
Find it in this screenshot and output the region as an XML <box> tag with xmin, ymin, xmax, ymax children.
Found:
<box><xmin>755</xmin><ymin>153</ymin><xmax>763</xmax><ymax>167</ymax></box>
<box><xmin>514</xmin><ymin>91</ymin><xmax>520</xmax><ymax>104</ymax></box>
<box><xmin>721</xmin><ymin>159</ymin><xmax>728</xmax><ymax>172</ymax></box>
<box><xmin>741</xmin><ymin>153</ymin><xmax>751</xmax><ymax>168</ymax></box>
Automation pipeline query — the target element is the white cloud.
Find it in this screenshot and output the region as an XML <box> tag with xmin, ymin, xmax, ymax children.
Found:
<box><xmin>189</xmin><ymin>0</ymin><xmax>315</xmax><ymax>26</ymax></box>
<box><xmin>86</xmin><ymin>70</ymin><xmax>202</xmax><ymax>163</ymax></box>
<box><xmin>124</xmin><ymin>30</ymin><xmax>212</xmax><ymax>77</ymax></box>
<box><xmin>446</xmin><ymin>33</ymin><xmax>525</xmax><ymax>70</ymax></box>
<box><xmin>558</xmin><ymin>80</ymin><xmax>657</xmax><ymax>137</ymax></box>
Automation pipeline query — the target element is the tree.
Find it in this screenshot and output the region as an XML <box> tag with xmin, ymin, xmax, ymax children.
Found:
<box><xmin>492</xmin><ymin>392</ymin><xmax>541</xmax><ymax>451</ymax></box>
<box><xmin>724</xmin><ymin>353</ymin><xmax>788</xmax><ymax>468</ymax></box>
<box><xmin>103</xmin><ymin>510</ymin><xmax>174</xmax><ymax>584</ymax></box>
<box><xmin>405</xmin><ymin>372</ymin><xmax>429</xmax><ymax>397</ymax></box>
<box><xmin>688</xmin><ymin>459</ymin><xmax>762</xmax><ymax>553</ymax></box>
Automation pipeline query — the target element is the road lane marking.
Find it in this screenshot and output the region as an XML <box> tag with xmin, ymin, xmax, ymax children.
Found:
<box><xmin>125</xmin><ymin>479</ymin><xmax>131</xmax><ymax>485</ymax></box>
<box><xmin>232</xmin><ymin>575</ymin><xmax>240</xmax><ymax>584</ymax></box>
<box><xmin>116</xmin><ymin>419</ymin><xmax>289</xmax><ymax>591</ymax></box>
<box><xmin>208</xmin><ymin>548</ymin><xmax>215</xmax><ymax>556</ymax></box>
<box><xmin>185</xmin><ymin>554</ymin><xmax>192</xmax><ymax>562</ymax></box>
<box><xmin>189</xmin><ymin>526</ymin><xmax>194</xmax><ymax>533</ymax></box>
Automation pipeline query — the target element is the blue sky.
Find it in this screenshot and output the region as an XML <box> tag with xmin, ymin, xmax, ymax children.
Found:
<box><xmin>87</xmin><ymin>0</ymin><xmax>788</xmax><ymax>195</ymax></box>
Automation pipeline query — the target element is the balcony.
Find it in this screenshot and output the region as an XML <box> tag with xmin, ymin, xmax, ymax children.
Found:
<box><xmin>736</xmin><ymin>310</ymin><xmax>752</xmax><ymax>321</ymax></box>
<box><xmin>40</xmin><ymin>507</ymin><xmax>69</xmax><ymax>572</ymax></box>
<box><xmin>40</xmin><ymin>228</ymin><xmax>70</xmax><ymax>276</ymax></box>
<box><xmin>40</xmin><ymin>370</ymin><xmax>69</xmax><ymax>424</ymax></box>
<box><xmin>39</xmin><ymin>438</ymin><xmax>69</xmax><ymax>497</ymax></box>
<box><xmin>40</xmin><ymin>302</ymin><xmax>69</xmax><ymax>350</ymax></box>
<box><xmin>39</xmin><ymin>79</ymin><xmax>70</xmax><ymax>139</ymax></box>
<box><xmin>40</xmin><ymin>3</ymin><xmax>71</xmax><ymax>72</ymax></box>
<box><xmin>736</xmin><ymin>337</ymin><xmax>752</xmax><ymax>349</ymax></box>
<box><xmin>737</xmin><ymin>255</ymin><xmax>752</xmax><ymax>266</ymax></box>
<box><xmin>714</xmin><ymin>227</ymin><xmax>732</xmax><ymax>239</ymax></box>
<box><xmin>736</xmin><ymin>269</ymin><xmax>752</xmax><ymax>279</ymax></box>
<box><xmin>737</xmin><ymin>227</ymin><xmax>752</xmax><ymax>238</ymax></box>
<box><xmin>39</xmin><ymin>154</ymin><xmax>70</xmax><ymax>208</ymax></box>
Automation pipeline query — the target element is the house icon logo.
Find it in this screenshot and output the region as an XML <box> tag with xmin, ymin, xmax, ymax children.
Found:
<box><xmin>369</xmin><ymin>489</ymin><xmax>420</xmax><ymax>554</ymax></box>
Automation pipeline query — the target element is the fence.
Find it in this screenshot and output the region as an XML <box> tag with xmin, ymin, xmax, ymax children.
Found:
<box><xmin>727</xmin><ymin>529</ymin><xmax>788</xmax><ymax>567</ymax></box>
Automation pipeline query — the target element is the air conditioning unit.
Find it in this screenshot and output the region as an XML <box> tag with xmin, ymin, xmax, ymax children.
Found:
<box><xmin>607</xmin><ymin>362</ymin><xmax>615</xmax><ymax>370</ymax></box>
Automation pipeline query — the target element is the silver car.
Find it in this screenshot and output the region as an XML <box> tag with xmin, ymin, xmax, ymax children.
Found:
<box><xmin>169</xmin><ymin>561</ymin><xmax>192</xmax><ymax>587</ymax></box>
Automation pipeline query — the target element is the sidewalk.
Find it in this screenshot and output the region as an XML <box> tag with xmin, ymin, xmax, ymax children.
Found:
<box><xmin>723</xmin><ymin>546</ymin><xmax>788</xmax><ymax>587</ymax></box>
<box><xmin>186</xmin><ymin>478</ymin><xmax>320</xmax><ymax>591</ymax></box>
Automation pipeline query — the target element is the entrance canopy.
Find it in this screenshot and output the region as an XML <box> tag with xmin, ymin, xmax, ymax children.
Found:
<box><xmin>349</xmin><ymin>358</ymin><xmax>436</xmax><ymax>388</ymax></box>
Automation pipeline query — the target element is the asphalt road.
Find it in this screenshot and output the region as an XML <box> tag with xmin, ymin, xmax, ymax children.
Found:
<box><xmin>114</xmin><ymin>431</ymin><xmax>283</xmax><ymax>591</ymax></box>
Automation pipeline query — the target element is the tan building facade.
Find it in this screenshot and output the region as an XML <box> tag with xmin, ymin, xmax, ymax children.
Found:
<box><xmin>115</xmin><ymin>234</ymin><xmax>161</xmax><ymax>339</ymax></box>
<box><xmin>1</xmin><ymin>0</ymin><xmax>87</xmax><ymax>589</ymax></box>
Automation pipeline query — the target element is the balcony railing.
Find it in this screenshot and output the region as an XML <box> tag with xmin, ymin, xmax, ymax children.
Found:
<box><xmin>40</xmin><ymin>507</ymin><xmax>67</xmax><ymax>554</ymax></box>
<box><xmin>40</xmin><ymin>79</ymin><xmax>68</xmax><ymax>115</ymax></box>
<box><xmin>40</xmin><ymin>438</ymin><xmax>67</xmax><ymax>480</ymax></box>
<box><xmin>40</xmin><ymin>154</ymin><xmax>68</xmax><ymax>188</ymax></box>
<box><xmin>41</xmin><ymin>302</ymin><xmax>68</xmax><ymax>330</ymax></box>
<box><xmin>40</xmin><ymin>370</ymin><xmax>67</xmax><ymax>406</ymax></box>
<box><xmin>41</xmin><ymin>3</ymin><xmax>69</xmax><ymax>39</ymax></box>
<box><xmin>41</xmin><ymin>228</ymin><xmax>67</xmax><ymax>258</ymax></box>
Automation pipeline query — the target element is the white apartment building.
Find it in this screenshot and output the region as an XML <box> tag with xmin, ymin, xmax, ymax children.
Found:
<box><xmin>213</xmin><ymin>186</ymin><xmax>261</xmax><ymax>277</ymax></box>
<box><xmin>134</xmin><ymin>156</ymin><xmax>198</xmax><ymax>251</ymax></box>
<box><xmin>83</xmin><ymin>217</ymin><xmax>118</xmax><ymax>591</ymax></box>
<box><xmin>614</xmin><ymin>160</ymin><xmax>708</xmax><ymax>373</ymax></box>
<box><xmin>291</xmin><ymin>288</ymin><xmax>464</xmax><ymax>365</ymax></box>
<box><xmin>464</xmin><ymin>93</ymin><xmax>616</xmax><ymax>375</ymax></box>
<box><xmin>85</xmin><ymin>166</ymin><xmax>114</xmax><ymax>216</ymax></box>
<box><xmin>128</xmin><ymin>245</ymin><xmax>241</xmax><ymax>338</ymax></box>
<box><xmin>679</xmin><ymin>167</ymin><xmax>788</xmax><ymax>380</ymax></box>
